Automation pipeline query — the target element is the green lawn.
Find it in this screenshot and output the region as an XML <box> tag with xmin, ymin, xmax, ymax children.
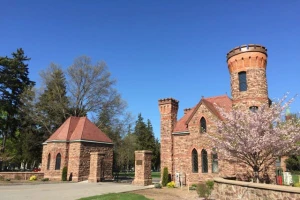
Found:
<box><xmin>116</xmin><ymin>172</ymin><xmax>160</xmax><ymax>179</ymax></box>
<box><xmin>79</xmin><ymin>193</ymin><xmax>151</xmax><ymax>200</ymax></box>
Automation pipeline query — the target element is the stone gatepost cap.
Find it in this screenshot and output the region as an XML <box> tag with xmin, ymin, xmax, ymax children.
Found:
<box><xmin>135</xmin><ymin>150</ymin><xmax>152</xmax><ymax>154</ymax></box>
<box><xmin>90</xmin><ymin>152</ymin><xmax>106</xmax><ymax>155</ymax></box>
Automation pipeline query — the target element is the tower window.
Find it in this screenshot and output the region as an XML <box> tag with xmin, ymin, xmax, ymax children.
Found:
<box><xmin>238</xmin><ymin>71</ymin><xmax>247</xmax><ymax>91</ymax></box>
<box><xmin>55</xmin><ymin>153</ymin><xmax>61</xmax><ymax>170</ymax></box>
<box><xmin>200</xmin><ymin>117</ymin><xmax>206</xmax><ymax>133</ymax></box>
<box><xmin>249</xmin><ymin>106</ymin><xmax>258</xmax><ymax>112</ymax></box>
<box><xmin>201</xmin><ymin>149</ymin><xmax>208</xmax><ymax>173</ymax></box>
<box><xmin>192</xmin><ymin>149</ymin><xmax>198</xmax><ymax>173</ymax></box>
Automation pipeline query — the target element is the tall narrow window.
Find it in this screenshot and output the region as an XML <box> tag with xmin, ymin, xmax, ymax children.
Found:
<box><xmin>192</xmin><ymin>149</ymin><xmax>198</xmax><ymax>173</ymax></box>
<box><xmin>200</xmin><ymin>117</ymin><xmax>206</xmax><ymax>133</ymax></box>
<box><xmin>201</xmin><ymin>149</ymin><xmax>208</xmax><ymax>173</ymax></box>
<box><xmin>212</xmin><ymin>153</ymin><xmax>218</xmax><ymax>173</ymax></box>
<box><xmin>47</xmin><ymin>153</ymin><xmax>51</xmax><ymax>170</ymax></box>
<box><xmin>238</xmin><ymin>71</ymin><xmax>247</xmax><ymax>91</ymax></box>
<box><xmin>55</xmin><ymin>153</ymin><xmax>61</xmax><ymax>170</ymax></box>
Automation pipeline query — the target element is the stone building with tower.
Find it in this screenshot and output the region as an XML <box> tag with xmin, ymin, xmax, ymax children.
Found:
<box><xmin>41</xmin><ymin>116</ymin><xmax>113</xmax><ymax>182</ymax></box>
<box><xmin>158</xmin><ymin>44</ymin><xmax>276</xmax><ymax>183</ymax></box>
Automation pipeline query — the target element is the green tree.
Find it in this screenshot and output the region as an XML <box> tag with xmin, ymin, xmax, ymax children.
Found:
<box><xmin>96</xmin><ymin>105</ymin><xmax>130</xmax><ymax>172</ymax></box>
<box><xmin>152</xmin><ymin>138</ymin><xmax>161</xmax><ymax>171</ymax></box>
<box><xmin>36</xmin><ymin>63</ymin><xmax>69</xmax><ymax>137</ymax></box>
<box><xmin>133</xmin><ymin>114</ymin><xmax>158</xmax><ymax>170</ymax></box>
<box><xmin>119</xmin><ymin>129</ymin><xmax>137</xmax><ymax>172</ymax></box>
<box><xmin>0</xmin><ymin>48</ymin><xmax>35</xmax><ymax>153</ymax></box>
<box><xmin>134</xmin><ymin>114</ymin><xmax>155</xmax><ymax>151</ymax></box>
<box><xmin>17</xmin><ymin>87</ymin><xmax>43</xmax><ymax>169</ymax></box>
<box><xmin>285</xmin><ymin>155</ymin><xmax>300</xmax><ymax>171</ymax></box>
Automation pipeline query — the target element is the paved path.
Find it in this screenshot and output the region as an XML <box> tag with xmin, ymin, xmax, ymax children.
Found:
<box><xmin>0</xmin><ymin>181</ymin><xmax>154</xmax><ymax>200</ymax></box>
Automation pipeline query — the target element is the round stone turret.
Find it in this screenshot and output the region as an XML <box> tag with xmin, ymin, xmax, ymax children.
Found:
<box><xmin>227</xmin><ymin>44</ymin><xmax>269</xmax><ymax>109</ymax></box>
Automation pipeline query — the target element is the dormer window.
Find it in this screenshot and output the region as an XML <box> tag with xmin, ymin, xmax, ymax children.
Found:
<box><xmin>250</xmin><ymin>106</ymin><xmax>258</xmax><ymax>112</ymax></box>
<box><xmin>238</xmin><ymin>71</ymin><xmax>247</xmax><ymax>91</ymax></box>
<box><xmin>200</xmin><ymin>117</ymin><xmax>206</xmax><ymax>133</ymax></box>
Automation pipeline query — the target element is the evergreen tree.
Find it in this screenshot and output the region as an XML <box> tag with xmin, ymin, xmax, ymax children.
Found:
<box><xmin>153</xmin><ymin>138</ymin><xmax>161</xmax><ymax>171</ymax></box>
<box><xmin>119</xmin><ymin>126</ymin><xmax>137</xmax><ymax>172</ymax></box>
<box><xmin>134</xmin><ymin>114</ymin><xmax>155</xmax><ymax>151</ymax></box>
<box><xmin>0</xmin><ymin>48</ymin><xmax>35</xmax><ymax>153</ymax></box>
<box><xmin>36</xmin><ymin>63</ymin><xmax>69</xmax><ymax>137</ymax></box>
<box><xmin>133</xmin><ymin>114</ymin><xmax>148</xmax><ymax>150</ymax></box>
<box><xmin>4</xmin><ymin>87</ymin><xmax>43</xmax><ymax>170</ymax></box>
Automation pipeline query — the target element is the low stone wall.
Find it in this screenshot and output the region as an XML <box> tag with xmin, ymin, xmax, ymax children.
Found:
<box><xmin>213</xmin><ymin>178</ymin><xmax>300</xmax><ymax>200</ymax></box>
<box><xmin>0</xmin><ymin>172</ymin><xmax>44</xmax><ymax>180</ymax></box>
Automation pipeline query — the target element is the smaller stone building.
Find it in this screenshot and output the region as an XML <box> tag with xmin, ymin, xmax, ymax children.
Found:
<box><xmin>41</xmin><ymin>116</ymin><xmax>113</xmax><ymax>182</ymax></box>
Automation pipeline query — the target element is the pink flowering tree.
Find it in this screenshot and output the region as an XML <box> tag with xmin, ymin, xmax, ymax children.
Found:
<box><xmin>211</xmin><ymin>95</ymin><xmax>300</xmax><ymax>180</ymax></box>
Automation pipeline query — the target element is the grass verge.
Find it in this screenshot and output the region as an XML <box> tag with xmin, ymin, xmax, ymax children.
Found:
<box><xmin>78</xmin><ymin>193</ymin><xmax>151</xmax><ymax>200</ymax></box>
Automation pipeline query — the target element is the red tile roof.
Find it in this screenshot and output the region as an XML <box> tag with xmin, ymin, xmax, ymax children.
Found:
<box><xmin>173</xmin><ymin>107</ymin><xmax>195</xmax><ymax>133</ymax></box>
<box><xmin>173</xmin><ymin>95</ymin><xmax>232</xmax><ymax>133</ymax></box>
<box><xmin>46</xmin><ymin>116</ymin><xmax>113</xmax><ymax>144</ymax></box>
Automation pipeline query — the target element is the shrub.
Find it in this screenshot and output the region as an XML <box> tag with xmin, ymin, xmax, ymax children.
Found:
<box><xmin>15</xmin><ymin>175</ymin><xmax>22</xmax><ymax>180</ymax></box>
<box><xmin>294</xmin><ymin>182</ymin><xmax>300</xmax><ymax>187</ymax></box>
<box><xmin>29</xmin><ymin>175</ymin><xmax>37</xmax><ymax>181</ymax></box>
<box><xmin>206</xmin><ymin>180</ymin><xmax>214</xmax><ymax>192</ymax></box>
<box><xmin>62</xmin><ymin>166</ymin><xmax>68</xmax><ymax>181</ymax></box>
<box><xmin>41</xmin><ymin>178</ymin><xmax>49</xmax><ymax>181</ymax></box>
<box><xmin>189</xmin><ymin>183</ymin><xmax>197</xmax><ymax>190</ymax></box>
<box><xmin>162</xmin><ymin>167</ymin><xmax>169</xmax><ymax>187</ymax></box>
<box><xmin>167</xmin><ymin>181</ymin><xmax>175</xmax><ymax>188</ymax></box>
<box><xmin>5</xmin><ymin>178</ymin><xmax>11</xmax><ymax>181</ymax></box>
<box><xmin>197</xmin><ymin>183</ymin><xmax>209</xmax><ymax>199</ymax></box>
<box><xmin>0</xmin><ymin>175</ymin><xmax>4</xmax><ymax>181</ymax></box>
<box><xmin>196</xmin><ymin>180</ymin><xmax>214</xmax><ymax>200</ymax></box>
<box><xmin>154</xmin><ymin>183</ymin><xmax>162</xmax><ymax>189</ymax></box>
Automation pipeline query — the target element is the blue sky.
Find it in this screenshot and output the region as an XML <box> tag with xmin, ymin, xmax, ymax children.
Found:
<box><xmin>1</xmin><ymin>0</ymin><xmax>300</xmax><ymax>139</ymax></box>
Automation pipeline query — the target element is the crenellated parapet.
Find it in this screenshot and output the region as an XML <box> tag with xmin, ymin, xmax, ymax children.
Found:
<box><xmin>158</xmin><ymin>98</ymin><xmax>179</xmax><ymax>115</ymax></box>
<box><xmin>227</xmin><ymin>44</ymin><xmax>268</xmax><ymax>74</ymax></box>
<box><xmin>227</xmin><ymin>44</ymin><xmax>267</xmax><ymax>61</ymax></box>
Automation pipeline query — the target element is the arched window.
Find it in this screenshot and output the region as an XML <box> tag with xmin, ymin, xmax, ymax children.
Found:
<box><xmin>55</xmin><ymin>153</ymin><xmax>61</xmax><ymax>170</ymax></box>
<box><xmin>238</xmin><ymin>71</ymin><xmax>247</xmax><ymax>91</ymax></box>
<box><xmin>212</xmin><ymin>153</ymin><xmax>218</xmax><ymax>173</ymax></box>
<box><xmin>192</xmin><ymin>149</ymin><xmax>198</xmax><ymax>173</ymax></box>
<box><xmin>200</xmin><ymin>117</ymin><xmax>206</xmax><ymax>133</ymax></box>
<box><xmin>201</xmin><ymin>149</ymin><xmax>208</xmax><ymax>173</ymax></box>
<box><xmin>47</xmin><ymin>153</ymin><xmax>51</xmax><ymax>170</ymax></box>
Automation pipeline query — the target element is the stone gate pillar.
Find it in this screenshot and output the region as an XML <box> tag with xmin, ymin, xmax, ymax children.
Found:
<box><xmin>88</xmin><ymin>152</ymin><xmax>105</xmax><ymax>183</ymax></box>
<box><xmin>132</xmin><ymin>150</ymin><xmax>152</xmax><ymax>186</ymax></box>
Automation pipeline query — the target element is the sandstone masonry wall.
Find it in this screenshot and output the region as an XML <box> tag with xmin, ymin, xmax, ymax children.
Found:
<box><xmin>213</xmin><ymin>178</ymin><xmax>300</xmax><ymax>200</ymax></box>
<box><xmin>227</xmin><ymin>48</ymin><xmax>269</xmax><ymax>109</ymax></box>
<box><xmin>41</xmin><ymin>142</ymin><xmax>69</xmax><ymax>181</ymax></box>
<box><xmin>0</xmin><ymin>172</ymin><xmax>44</xmax><ymax>180</ymax></box>
<box><xmin>78</xmin><ymin>142</ymin><xmax>113</xmax><ymax>181</ymax></box>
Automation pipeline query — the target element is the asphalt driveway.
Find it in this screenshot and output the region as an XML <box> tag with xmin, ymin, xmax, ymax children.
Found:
<box><xmin>0</xmin><ymin>181</ymin><xmax>154</xmax><ymax>200</ymax></box>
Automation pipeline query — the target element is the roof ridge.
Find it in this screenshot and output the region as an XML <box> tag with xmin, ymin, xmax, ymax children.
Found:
<box><xmin>203</xmin><ymin>94</ymin><xmax>228</xmax><ymax>100</ymax></box>
<box><xmin>79</xmin><ymin>117</ymin><xmax>87</xmax><ymax>139</ymax></box>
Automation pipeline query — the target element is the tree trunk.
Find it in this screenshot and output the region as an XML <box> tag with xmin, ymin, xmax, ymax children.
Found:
<box><xmin>253</xmin><ymin>165</ymin><xmax>259</xmax><ymax>183</ymax></box>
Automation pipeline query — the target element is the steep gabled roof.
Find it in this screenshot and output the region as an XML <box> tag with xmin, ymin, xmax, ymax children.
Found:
<box><xmin>173</xmin><ymin>95</ymin><xmax>232</xmax><ymax>133</ymax></box>
<box><xmin>45</xmin><ymin>116</ymin><xmax>113</xmax><ymax>144</ymax></box>
<box><xmin>173</xmin><ymin>107</ymin><xmax>195</xmax><ymax>133</ymax></box>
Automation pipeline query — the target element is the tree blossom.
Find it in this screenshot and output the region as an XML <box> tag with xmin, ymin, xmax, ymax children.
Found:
<box><xmin>210</xmin><ymin>95</ymin><xmax>300</xmax><ymax>178</ymax></box>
